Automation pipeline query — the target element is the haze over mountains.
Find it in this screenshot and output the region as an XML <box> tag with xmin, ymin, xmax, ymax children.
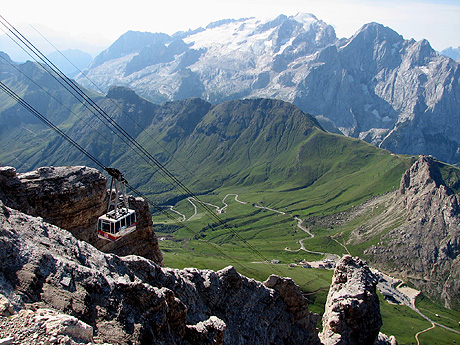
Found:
<box><xmin>442</xmin><ymin>46</ymin><xmax>460</xmax><ymax>62</ymax></box>
<box><xmin>75</xmin><ymin>14</ymin><xmax>460</xmax><ymax>166</ymax></box>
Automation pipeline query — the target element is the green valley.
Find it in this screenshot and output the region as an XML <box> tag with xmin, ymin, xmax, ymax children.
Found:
<box><xmin>2</xmin><ymin>59</ymin><xmax>460</xmax><ymax>343</ymax></box>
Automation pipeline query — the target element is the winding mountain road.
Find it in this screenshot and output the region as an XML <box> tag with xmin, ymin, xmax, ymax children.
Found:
<box><xmin>167</xmin><ymin>194</ymin><xmax>335</xmax><ymax>258</ymax></box>
<box><xmin>165</xmin><ymin>193</ymin><xmax>460</xmax><ymax>342</ymax></box>
<box><xmin>165</xmin><ymin>205</ymin><xmax>186</xmax><ymax>222</ymax></box>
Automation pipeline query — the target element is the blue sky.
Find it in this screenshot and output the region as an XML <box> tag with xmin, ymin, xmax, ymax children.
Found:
<box><xmin>2</xmin><ymin>0</ymin><xmax>460</xmax><ymax>53</ymax></box>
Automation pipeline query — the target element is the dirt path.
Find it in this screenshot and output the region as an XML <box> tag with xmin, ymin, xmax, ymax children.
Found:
<box><xmin>415</xmin><ymin>323</ymin><xmax>436</xmax><ymax>345</ymax></box>
<box><xmin>284</xmin><ymin>216</ymin><xmax>341</xmax><ymax>258</ymax></box>
<box><xmin>284</xmin><ymin>217</ymin><xmax>327</xmax><ymax>256</ymax></box>
<box><xmin>294</xmin><ymin>216</ymin><xmax>313</xmax><ymax>237</ymax></box>
<box><xmin>170</xmin><ymin>194</ymin><xmax>248</xmax><ymax>221</ymax></box>
<box><xmin>329</xmin><ymin>234</ymin><xmax>351</xmax><ymax>255</ymax></box>
<box><xmin>254</xmin><ymin>204</ymin><xmax>286</xmax><ymax>215</ymax></box>
<box><xmin>186</xmin><ymin>197</ymin><xmax>222</xmax><ymax>220</ymax></box>
<box><xmin>170</xmin><ymin>194</ymin><xmax>337</xmax><ymax>259</ymax></box>
<box><xmin>220</xmin><ymin>194</ymin><xmax>248</xmax><ymax>213</ymax></box>
<box><xmin>165</xmin><ymin>205</ymin><xmax>186</xmax><ymax>222</ymax></box>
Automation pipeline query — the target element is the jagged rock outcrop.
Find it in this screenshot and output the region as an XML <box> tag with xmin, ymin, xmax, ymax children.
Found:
<box><xmin>320</xmin><ymin>256</ymin><xmax>383</xmax><ymax>345</ymax></box>
<box><xmin>264</xmin><ymin>275</ymin><xmax>320</xmax><ymax>344</ymax></box>
<box><xmin>0</xmin><ymin>308</ymin><xmax>94</xmax><ymax>345</ymax></box>
<box><xmin>0</xmin><ymin>166</ymin><xmax>107</xmax><ymax>243</ymax></box>
<box><xmin>0</xmin><ymin>166</ymin><xmax>163</xmax><ymax>265</ymax></box>
<box><xmin>0</xmin><ymin>201</ymin><xmax>394</xmax><ymax>344</ymax></box>
<box><xmin>364</xmin><ymin>155</ymin><xmax>460</xmax><ymax>309</ymax></box>
<box><xmin>0</xmin><ymin>201</ymin><xmax>322</xmax><ymax>344</ymax></box>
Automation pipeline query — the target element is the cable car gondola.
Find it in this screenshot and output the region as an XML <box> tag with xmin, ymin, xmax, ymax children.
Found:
<box><xmin>97</xmin><ymin>168</ymin><xmax>136</xmax><ymax>241</ymax></box>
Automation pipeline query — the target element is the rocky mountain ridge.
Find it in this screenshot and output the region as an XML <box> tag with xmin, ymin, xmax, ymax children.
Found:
<box><xmin>77</xmin><ymin>14</ymin><xmax>460</xmax><ymax>165</ymax></box>
<box><xmin>0</xmin><ymin>195</ymin><xmax>394</xmax><ymax>344</ymax></box>
<box><xmin>349</xmin><ymin>155</ymin><xmax>460</xmax><ymax>310</ymax></box>
<box><xmin>0</xmin><ymin>69</ymin><xmax>411</xmax><ymax>233</ymax></box>
<box><xmin>441</xmin><ymin>46</ymin><xmax>460</xmax><ymax>61</ymax></box>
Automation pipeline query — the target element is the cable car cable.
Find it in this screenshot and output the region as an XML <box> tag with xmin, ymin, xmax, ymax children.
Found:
<box><xmin>0</xmin><ymin>17</ymin><xmax>281</xmax><ymax>274</ymax></box>
<box><xmin>0</xmin><ymin>16</ymin><xmax>212</xmax><ymax>219</ymax></box>
<box><xmin>30</xmin><ymin>23</ymin><xmax>208</xmax><ymax>188</ymax></box>
<box><xmin>0</xmin><ymin>54</ymin><xmax>128</xmax><ymax>162</ymax></box>
<box><xmin>0</xmin><ymin>17</ymin><xmax>176</xmax><ymax>183</ymax></box>
<box><xmin>0</xmin><ymin>80</ymin><xmax>251</xmax><ymax>272</ymax></box>
<box><xmin>27</xmin><ymin>24</ymin><xmax>289</xmax><ymax>269</ymax></box>
<box><xmin>0</xmin><ymin>18</ymin><xmax>169</xmax><ymax>180</ymax></box>
<box><xmin>0</xmin><ymin>81</ymin><xmax>106</xmax><ymax>171</ymax></box>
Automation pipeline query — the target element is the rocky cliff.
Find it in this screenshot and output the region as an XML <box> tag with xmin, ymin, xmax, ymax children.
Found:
<box><xmin>361</xmin><ymin>156</ymin><xmax>460</xmax><ymax>309</ymax></box>
<box><xmin>0</xmin><ymin>165</ymin><xmax>163</xmax><ymax>265</ymax></box>
<box><xmin>0</xmin><ymin>201</ymin><xmax>394</xmax><ymax>344</ymax></box>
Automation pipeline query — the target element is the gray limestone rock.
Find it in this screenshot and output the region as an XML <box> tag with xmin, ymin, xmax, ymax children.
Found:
<box><xmin>0</xmin><ymin>164</ymin><xmax>394</xmax><ymax>344</ymax></box>
<box><xmin>0</xmin><ymin>165</ymin><xmax>163</xmax><ymax>265</ymax></box>
<box><xmin>0</xmin><ymin>202</ymin><xmax>321</xmax><ymax>344</ymax></box>
<box><xmin>364</xmin><ymin>155</ymin><xmax>460</xmax><ymax>309</ymax></box>
<box><xmin>0</xmin><ymin>201</ymin><xmax>391</xmax><ymax>344</ymax></box>
<box><xmin>320</xmin><ymin>256</ymin><xmax>382</xmax><ymax>345</ymax></box>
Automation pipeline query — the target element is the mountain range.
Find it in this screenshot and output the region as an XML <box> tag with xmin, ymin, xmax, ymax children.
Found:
<box><xmin>1</xmin><ymin>12</ymin><xmax>460</xmax><ymax>323</ymax></box>
<box><xmin>75</xmin><ymin>14</ymin><xmax>460</xmax><ymax>166</ymax></box>
<box><xmin>0</xmin><ymin>56</ymin><xmax>407</xmax><ymax>206</ymax></box>
<box><xmin>2</xmin><ymin>48</ymin><xmax>460</xmax><ymax>338</ymax></box>
<box><xmin>442</xmin><ymin>46</ymin><xmax>460</xmax><ymax>61</ymax></box>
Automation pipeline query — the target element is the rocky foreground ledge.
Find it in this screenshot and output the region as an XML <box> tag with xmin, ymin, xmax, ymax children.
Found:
<box><xmin>0</xmin><ymin>165</ymin><xmax>396</xmax><ymax>344</ymax></box>
<box><xmin>0</xmin><ymin>201</ymin><xmax>395</xmax><ymax>344</ymax></box>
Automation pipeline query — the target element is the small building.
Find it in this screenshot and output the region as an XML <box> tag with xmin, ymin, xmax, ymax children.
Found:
<box><xmin>381</xmin><ymin>291</ymin><xmax>399</xmax><ymax>304</ymax></box>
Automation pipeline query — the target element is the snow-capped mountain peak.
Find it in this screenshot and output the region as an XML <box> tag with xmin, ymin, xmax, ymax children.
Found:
<box><xmin>183</xmin><ymin>14</ymin><xmax>334</xmax><ymax>53</ymax></box>
<box><xmin>292</xmin><ymin>12</ymin><xmax>319</xmax><ymax>29</ymax></box>
<box><xmin>77</xmin><ymin>14</ymin><xmax>460</xmax><ymax>165</ymax></box>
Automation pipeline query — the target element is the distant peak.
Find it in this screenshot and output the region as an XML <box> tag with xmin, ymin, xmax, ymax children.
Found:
<box><xmin>117</xmin><ymin>30</ymin><xmax>169</xmax><ymax>41</ymax></box>
<box><xmin>292</xmin><ymin>13</ymin><xmax>318</xmax><ymax>22</ymax></box>
<box><xmin>407</xmin><ymin>38</ymin><xmax>437</xmax><ymax>66</ymax></box>
<box><xmin>0</xmin><ymin>51</ymin><xmax>13</xmax><ymax>64</ymax></box>
<box><xmin>359</xmin><ymin>22</ymin><xmax>394</xmax><ymax>34</ymax></box>
<box><xmin>353</xmin><ymin>22</ymin><xmax>403</xmax><ymax>43</ymax></box>
<box><xmin>441</xmin><ymin>46</ymin><xmax>460</xmax><ymax>60</ymax></box>
<box><xmin>399</xmin><ymin>155</ymin><xmax>445</xmax><ymax>195</ymax></box>
<box><xmin>289</xmin><ymin>13</ymin><xmax>321</xmax><ymax>30</ymax></box>
<box><xmin>206</xmin><ymin>18</ymin><xmax>251</xmax><ymax>29</ymax></box>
